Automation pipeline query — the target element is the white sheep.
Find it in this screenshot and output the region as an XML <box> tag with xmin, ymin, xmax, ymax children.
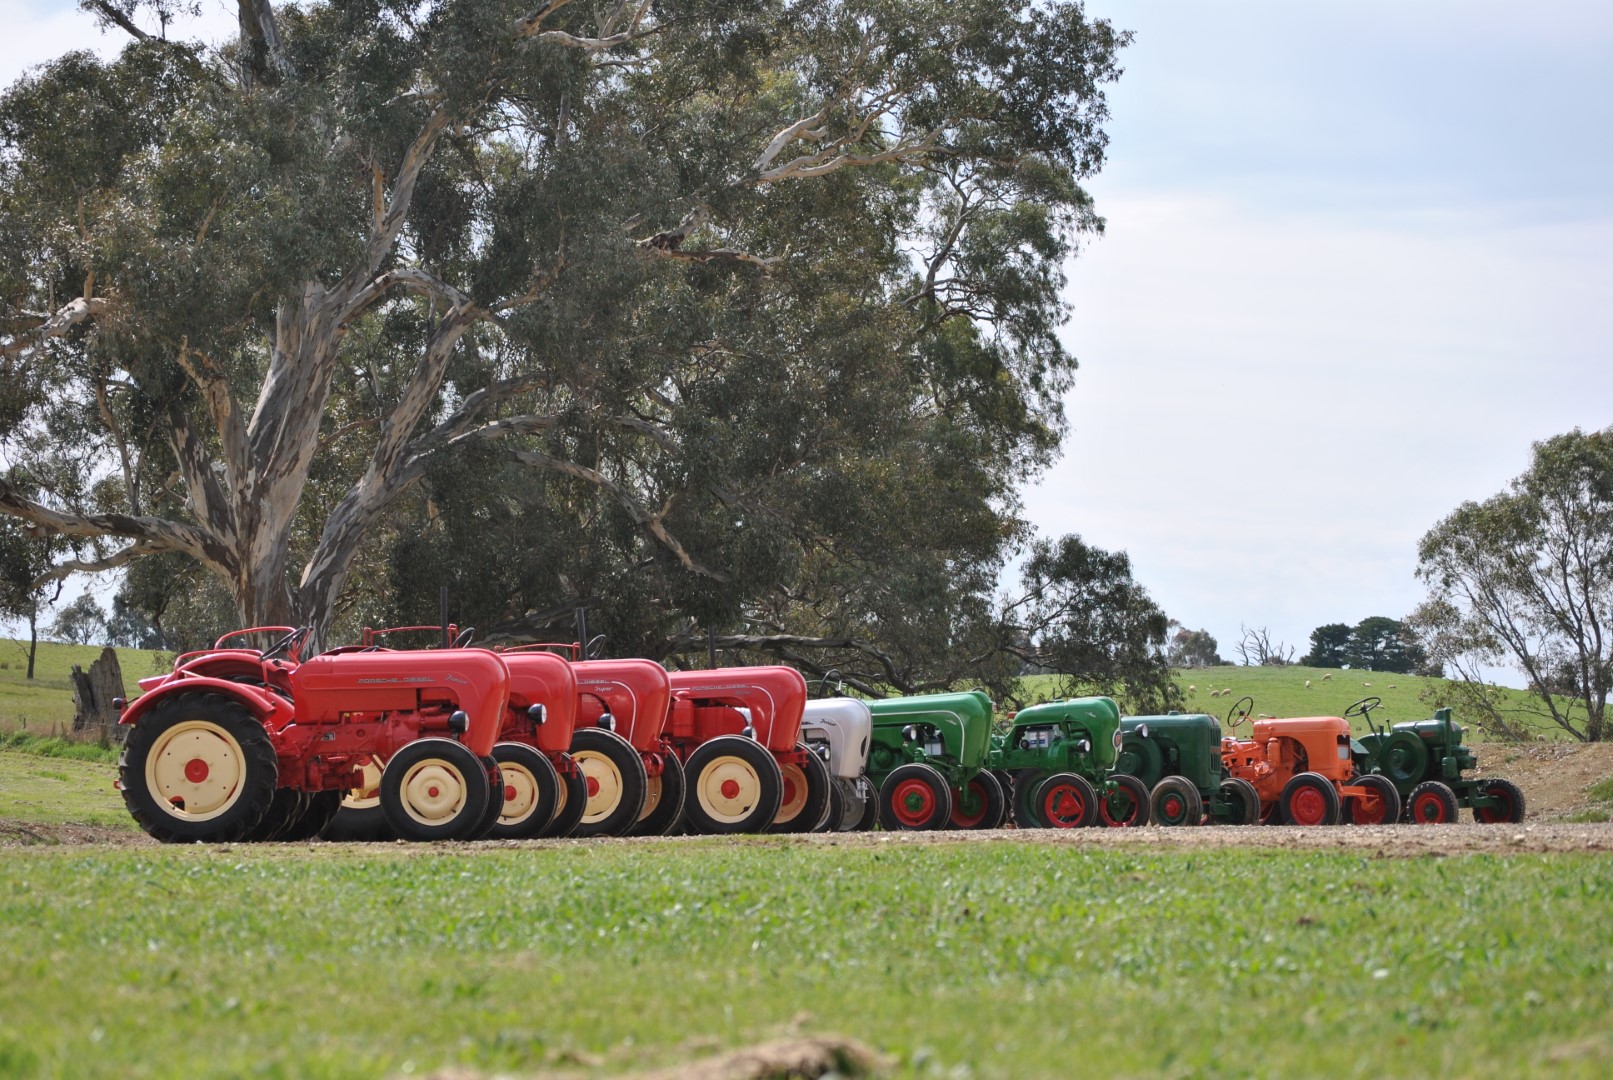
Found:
<box><xmin>1223</xmin><ymin>688</ymin><xmax>1233</xmax><ymax>696</ymax></box>
<box><xmin>1388</xmin><ymin>684</ymin><xmax>1397</xmax><ymax>690</ymax></box>
<box><xmin>1363</xmin><ymin>682</ymin><xmax>1372</xmax><ymax>688</ymax></box>
<box><xmin>1321</xmin><ymin>673</ymin><xmax>1332</xmax><ymax>682</ymax></box>
<box><xmin>1187</xmin><ymin>684</ymin><xmax>1197</xmax><ymax>693</ymax></box>
<box><xmin>1304</xmin><ymin>679</ymin><xmax>1312</xmax><ymax>688</ymax></box>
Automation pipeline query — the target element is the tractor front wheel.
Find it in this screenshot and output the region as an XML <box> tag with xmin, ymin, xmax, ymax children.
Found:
<box><xmin>1099</xmin><ymin>774</ymin><xmax>1151</xmax><ymax>827</ymax></box>
<box><xmin>1150</xmin><ymin>776</ymin><xmax>1204</xmax><ymax>827</ymax></box>
<box><xmin>1279</xmin><ymin>772</ymin><xmax>1341</xmax><ymax>826</ymax></box>
<box><xmin>685</xmin><ymin>736</ymin><xmax>785</xmax><ymax>834</ymax></box>
<box><xmin>1472</xmin><ymin>777</ymin><xmax>1526</xmax><ymax>824</ymax></box>
<box><xmin>539</xmin><ymin>753</ymin><xmax>589</xmax><ymax>838</ymax></box>
<box><xmin>379</xmin><ymin>738</ymin><xmax>492</xmax><ymax>842</ymax></box>
<box><xmin>490</xmin><ymin>742</ymin><xmax>561</xmax><ymax>840</ymax></box>
<box><xmin>770</xmin><ymin>744</ymin><xmax>832</xmax><ymax>833</ymax></box>
<box><xmin>469</xmin><ymin>757</ymin><xmax>506</xmax><ymax>840</ymax></box>
<box><xmin>119</xmin><ymin>692</ymin><xmax>279</xmax><ymax>844</ymax></box>
<box><xmin>1405</xmin><ymin>780</ymin><xmax>1459</xmax><ymax>824</ymax></box>
<box><xmin>322</xmin><ymin>754</ymin><xmax>395</xmax><ymax>842</ymax></box>
<box><xmin>843</xmin><ymin>779</ymin><xmax>877</xmax><ymax>831</ymax></box>
<box><xmin>879</xmin><ymin>763</ymin><xmax>953</xmax><ymax>831</ymax></box>
<box><xmin>631</xmin><ymin>752</ymin><xmax>688</xmax><ymax>836</ymax></box>
<box><xmin>950</xmin><ymin>770</ymin><xmax>1007</xmax><ymax>830</ymax></box>
<box><xmin>1010</xmin><ymin>768</ymin><xmax>1049</xmax><ymax>827</ymax></box>
<box><xmin>1217</xmin><ymin>777</ymin><xmax>1262</xmax><ymax>825</ymax></box>
<box><xmin>1343</xmin><ymin>773</ymin><xmax>1402</xmax><ymax>826</ymax></box>
<box><xmin>569</xmin><ymin>728</ymin><xmax>650</xmax><ymax>838</ymax></box>
<box><xmin>1036</xmin><ymin>773</ymin><xmax>1099</xmax><ymax>828</ymax></box>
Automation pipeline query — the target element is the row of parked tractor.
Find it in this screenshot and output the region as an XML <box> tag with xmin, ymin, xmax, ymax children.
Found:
<box><xmin>112</xmin><ymin>624</ymin><xmax>1526</xmax><ymax>844</ymax></box>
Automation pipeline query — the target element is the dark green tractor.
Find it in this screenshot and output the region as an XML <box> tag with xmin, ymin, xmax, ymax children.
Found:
<box><xmin>1114</xmin><ymin>705</ymin><xmax>1261</xmax><ymax>826</ymax></box>
<box><xmin>1349</xmin><ymin>698</ymin><xmax>1525</xmax><ymax>824</ymax></box>
<box><xmin>988</xmin><ymin>697</ymin><xmax>1150</xmax><ymax>827</ymax></box>
<box><xmin>866</xmin><ymin>691</ymin><xmax>1002</xmax><ymax>830</ymax></box>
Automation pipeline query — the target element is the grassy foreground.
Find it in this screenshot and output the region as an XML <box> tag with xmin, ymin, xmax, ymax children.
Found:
<box><xmin>2</xmin><ymin>841</ymin><xmax>1610</xmax><ymax>1078</ymax></box>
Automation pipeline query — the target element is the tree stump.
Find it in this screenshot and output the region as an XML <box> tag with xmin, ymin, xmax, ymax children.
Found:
<box><xmin>70</xmin><ymin>647</ymin><xmax>125</xmax><ymax>741</ymax></box>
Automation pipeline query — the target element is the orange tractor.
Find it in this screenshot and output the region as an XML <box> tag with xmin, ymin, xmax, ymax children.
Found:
<box><xmin>1219</xmin><ymin>697</ymin><xmax>1402</xmax><ymax>826</ymax></box>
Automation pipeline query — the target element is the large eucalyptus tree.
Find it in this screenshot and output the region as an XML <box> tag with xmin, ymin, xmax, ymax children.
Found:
<box><xmin>1</xmin><ymin>0</ymin><xmax>1130</xmax><ymax>654</ymax></box>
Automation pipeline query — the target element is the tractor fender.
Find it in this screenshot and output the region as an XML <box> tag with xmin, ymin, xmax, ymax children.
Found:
<box><xmin>118</xmin><ymin>675</ymin><xmax>292</xmax><ymax>731</ymax></box>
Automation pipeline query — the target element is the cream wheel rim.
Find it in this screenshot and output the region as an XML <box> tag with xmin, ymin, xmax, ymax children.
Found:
<box><xmin>498</xmin><ymin>762</ymin><xmax>541</xmax><ymax>826</ymax></box>
<box><xmin>574</xmin><ymin>750</ymin><xmax>624</xmax><ymax>824</ymax></box>
<box><xmin>397</xmin><ymin>759</ymin><xmax>469</xmax><ymax>826</ymax></box>
<box><xmin>696</xmin><ymin>755</ymin><xmax>764</xmax><ymax>824</ymax></box>
<box><xmin>146</xmin><ymin>720</ymin><xmax>247</xmax><ymax>821</ymax></box>
<box><xmin>637</xmin><ymin>774</ymin><xmax>664</xmax><ymax>821</ymax></box>
<box><xmin>774</xmin><ymin>762</ymin><xmax>809</xmax><ymax>823</ymax></box>
<box><xmin>344</xmin><ymin>756</ymin><xmax>384</xmax><ymax>810</ymax></box>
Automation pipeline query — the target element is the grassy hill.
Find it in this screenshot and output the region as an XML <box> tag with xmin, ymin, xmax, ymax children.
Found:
<box><xmin>1023</xmin><ymin>664</ymin><xmax>1575</xmax><ymax>740</ymax></box>
<box><xmin>0</xmin><ymin>639</ymin><xmax>166</xmax><ymax>731</ymax></box>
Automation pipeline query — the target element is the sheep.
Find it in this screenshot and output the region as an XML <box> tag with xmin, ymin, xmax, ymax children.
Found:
<box><xmin>1388</xmin><ymin>684</ymin><xmax>1397</xmax><ymax>690</ymax></box>
<box><xmin>1362</xmin><ymin>682</ymin><xmax>1372</xmax><ymax>688</ymax></box>
<box><xmin>1208</xmin><ymin>689</ymin><xmax>1221</xmax><ymax>698</ymax></box>
<box><xmin>1304</xmin><ymin>679</ymin><xmax>1312</xmax><ymax>688</ymax></box>
<box><xmin>1321</xmin><ymin>673</ymin><xmax>1333</xmax><ymax>682</ymax></box>
<box><xmin>1223</xmin><ymin>688</ymin><xmax>1233</xmax><ymax>696</ymax></box>
<box><xmin>1187</xmin><ymin>684</ymin><xmax>1197</xmax><ymax>693</ymax></box>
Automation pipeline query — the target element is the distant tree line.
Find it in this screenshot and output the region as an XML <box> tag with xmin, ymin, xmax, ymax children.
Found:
<box><xmin>1300</xmin><ymin>616</ymin><xmax>1431</xmax><ymax>675</ymax></box>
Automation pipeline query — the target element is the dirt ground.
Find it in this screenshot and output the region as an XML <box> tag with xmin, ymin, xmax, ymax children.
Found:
<box><xmin>5</xmin><ymin>741</ymin><xmax>1611</xmax><ymax>855</ymax></box>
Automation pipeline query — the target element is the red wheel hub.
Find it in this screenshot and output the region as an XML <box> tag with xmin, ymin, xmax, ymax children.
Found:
<box><xmin>1414</xmin><ymin>793</ymin><xmax>1448</xmax><ymax>822</ymax></box>
<box><xmin>1043</xmin><ymin>785</ymin><xmax>1085</xmax><ymax>828</ymax></box>
<box><xmin>951</xmin><ymin>780</ymin><xmax>987</xmax><ymax>828</ymax></box>
<box><xmin>1100</xmin><ymin>790</ymin><xmax>1138</xmax><ymax>827</ymax></box>
<box><xmin>1354</xmin><ymin>795</ymin><xmax>1387</xmax><ymax>824</ymax></box>
<box><xmin>720</xmin><ymin>778</ymin><xmax>741</xmax><ymax>800</ymax></box>
<box><xmin>891</xmin><ymin>779</ymin><xmax>936</xmax><ymax>826</ymax></box>
<box><xmin>1289</xmin><ymin>785</ymin><xmax>1327</xmax><ymax>825</ymax></box>
<box><xmin>586</xmin><ymin>776</ymin><xmax>600</xmax><ymax>797</ymax></box>
<box><xmin>504</xmin><ymin>784</ymin><xmax>517</xmax><ymax>802</ymax></box>
<box><xmin>427</xmin><ymin>785</ymin><xmax>441</xmax><ymax>799</ymax></box>
<box><xmin>782</xmin><ymin>777</ymin><xmax>797</xmax><ymax>805</ymax></box>
<box><xmin>1162</xmin><ymin>794</ymin><xmax>1184</xmax><ymax>820</ymax></box>
<box><xmin>183</xmin><ymin>758</ymin><xmax>210</xmax><ymax>784</ymax></box>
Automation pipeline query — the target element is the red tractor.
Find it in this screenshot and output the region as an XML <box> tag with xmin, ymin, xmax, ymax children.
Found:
<box><xmin>117</xmin><ymin>626</ymin><xmax>510</xmax><ymax>843</ymax></box>
<box><xmin>484</xmin><ymin>646</ymin><xmax>589</xmax><ymax>840</ymax></box>
<box><xmin>570</xmin><ymin>657</ymin><xmax>674</xmax><ymax>837</ymax></box>
<box><xmin>665</xmin><ymin>667</ymin><xmax>826</xmax><ymax>834</ymax></box>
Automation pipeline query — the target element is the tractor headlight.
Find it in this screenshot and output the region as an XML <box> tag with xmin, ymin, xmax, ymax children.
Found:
<box><xmin>1112</xmin><ymin>729</ymin><xmax>1122</xmax><ymax>751</ymax></box>
<box><xmin>1076</xmin><ymin>738</ymin><xmax>1091</xmax><ymax>755</ymax></box>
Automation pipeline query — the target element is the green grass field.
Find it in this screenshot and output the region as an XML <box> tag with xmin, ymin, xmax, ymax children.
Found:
<box><xmin>0</xmin><ymin>638</ymin><xmax>165</xmax><ymax>731</ymax></box>
<box><xmin>2</xmin><ymin>842</ymin><xmax>1611</xmax><ymax>1079</ymax></box>
<box><xmin>0</xmin><ymin>749</ymin><xmax>131</xmax><ymax>830</ymax></box>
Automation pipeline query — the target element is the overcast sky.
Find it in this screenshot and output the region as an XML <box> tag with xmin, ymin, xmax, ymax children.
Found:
<box><xmin>3</xmin><ymin>2</ymin><xmax>1610</xmax><ymax>672</ymax></box>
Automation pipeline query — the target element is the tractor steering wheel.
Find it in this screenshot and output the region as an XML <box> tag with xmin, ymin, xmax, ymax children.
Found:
<box><xmin>1344</xmin><ymin>696</ymin><xmax>1382</xmax><ymax>719</ymax></box>
<box><xmin>1226</xmin><ymin>695</ymin><xmax>1255</xmax><ymax>729</ymax></box>
<box><xmin>261</xmin><ymin>626</ymin><xmax>310</xmax><ymax>662</ymax></box>
<box><xmin>453</xmin><ymin>626</ymin><xmax>475</xmax><ymax>648</ymax></box>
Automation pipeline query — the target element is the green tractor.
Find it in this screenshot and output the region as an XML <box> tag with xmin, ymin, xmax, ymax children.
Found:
<box><xmin>866</xmin><ymin>691</ymin><xmax>1002</xmax><ymax>830</ymax></box>
<box><xmin>1114</xmin><ymin>705</ymin><xmax>1262</xmax><ymax>826</ymax></box>
<box><xmin>988</xmin><ymin>697</ymin><xmax>1151</xmax><ymax>827</ymax></box>
<box><xmin>1349</xmin><ymin>698</ymin><xmax>1525</xmax><ymax>824</ymax></box>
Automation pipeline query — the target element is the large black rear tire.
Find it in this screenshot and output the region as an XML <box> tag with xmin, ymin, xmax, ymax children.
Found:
<box><xmin>539</xmin><ymin>753</ymin><xmax>589</xmax><ymax>839</ymax></box>
<box><xmin>878</xmin><ymin>762</ymin><xmax>953</xmax><ymax>831</ymax></box>
<box><xmin>281</xmin><ymin>790</ymin><xmax>342</xmax><ymax>841</ymax></box>
<box><xmin>770</xmin><ymin>745</ymin><xmax>831</xmax><ymax>833</ymax></box>
<box><xmin>119</xmin><ymin>692</ymin><xmax>278</xmax><ymax>844</ymax></box>
<box><xmin>630</xmin><ymin>751</ymin><xmax>688</xmax><ymax>837</ymax></box>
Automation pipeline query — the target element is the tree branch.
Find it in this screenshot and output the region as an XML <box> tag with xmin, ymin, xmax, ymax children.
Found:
<box><xmin>0</xmin><ymin>476</ymin><xmax>226</xmax><ymax>569</ymax></box>
<box><xmin>0</xmin><ymin>297</ymin><xmax>109</xmax><ymax>359</ymax></box>
<box><xmin>82</xmin><ymin>1</ymin><xmax>150</xmax><ymax>41</ymax></box>
<box><xmin>31</xmin><ymin>540</ymin><xmax>169</xmax><ymax>589</ymax></box>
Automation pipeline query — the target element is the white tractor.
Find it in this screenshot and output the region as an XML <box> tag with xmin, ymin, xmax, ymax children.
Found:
<box><xmin>800</xmin><ymin>697</ymin><xmax>875</xmax><ymax>831</ymax></box>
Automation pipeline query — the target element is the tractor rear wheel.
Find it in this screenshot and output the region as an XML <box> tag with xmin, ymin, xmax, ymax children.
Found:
<box><xmin>841</xmin><ymin>778</ymin><xmax>876</xmax><ymax>831</ymax></box>
<box><xmin>490</xmin><ymin>743</ymin><xmax>560</xmax><ymax>840</ymax></box>
<box><xmin>1343</xmin><ymin>773</ymin><xmax>1402</xmax><ymax>826</ymax></box>
<box><xmin>281</xmin><ymin>790</ymin><xmax>342</xmax><ymax>841</ymax></box>
<box><xmin>1279</xmin><ymin>772</ymin><xmax>1341</xmax><ymax>826</ymax></box>
<box><xmin>1405</xmin><ymin>780</ymin><xmax>1459</xmax><ymax>824</ymax></box>
<box><xmin>119</xmin><ymin>692</ymin><xmax>279</xmax><ymax>844</ymax></box>
<box><xmin>819</xmin><ymin>780</ymin><xmax>844</xmax><ymax>832</ymax></box>
<box><xmin>1114</xmin><ymin>734</ymin><xmax>1165</xmax><ymax>791</ymax></box>
<box><xmin>771</xmin><ymin>744</ymin><xmax>832</xmax><ymax>833</ymax></box>
<box><xmin>469</xmin><ymin>757</ymin><xmax>506</xmax><ymax>840</ymax></box>
<box><xmin>243</xmin><ymin>787</ymin><xmax>309</xmax><ymax>842</ymax></box>
<box><xmin>1011</xmin><ymin>768</ymin><xmax>1049</xmax><ymax>827</ymax></box>
<box><xmin>322</xmin><ymin>754</ymin><xmax>395</xmax><ymax>842</ymax></box>
<box><xmin>1150</xmin><ymin>776</ymin><xmax>1203</xmax><ymax>827</ymax></box>
<box><xmin>569</xmin><ymin>728</ymin><xmax>649</xmax><ymax>838</ymax></box>
<box><xmin>631</xmin><ymin>752</ymin><xmax>688</xmax><ymax>836</ymax></box>
<box><xmin>1036</xmin><ymin>773</ymin><xmax>1099</xmax><ymax>828</ymax></box>
<box><xmin>685</xmin><ymin>735</ymin><xmax>785</xmax><ymax>834</ymax></box>
<box><xmin>539</xmin><ymin>753</ymin><xmax>589</xmax><ymax>838</ymax></box>
<box><xmin>379</xmin><ymin>738</ymin><xmax>492</xmax><ymax>842</ymax></box>
<box><xmin>1099</xmin><ymin>774</ymin><xmax>1151</xmax><ymax>827</ymax></box>
<box><xmin>950</xmin><ymin>770</ymin><xmax>1007</xmax><ymax>830</ymax></box>
<box><xmin>1472</xmin><ymin>777</ymin><xmax>1526</xmax><ymax>824</ymax></box>
<box><xmin>1216</xmin><ymin>777</ymin><xmax>1261</xmax><ymax>825</ymax></box>
<box><xmin>878</xmin><ymin>763</ymin><xmax>953</xmax><ymax>831</ymax></box>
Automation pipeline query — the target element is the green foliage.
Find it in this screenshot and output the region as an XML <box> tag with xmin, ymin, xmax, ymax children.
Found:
<box><xmin>1</xmin><ymin>843</ymin><xmax>1611</xmax><ymax>1077</ymax></box>
<box><xmin>1167</xmin><ymin>623</ymin><xmax>1222</xmax><ymax>668</ymax></box>
<box><xmin>1302</xmin><ymin>622</ymin><xmax>1351</xmax><ymax>668</ymax></box>
<box><xmin>46</xmin><ymin>594</ymin><xmax>107</xmax><ymax>646</ymax></box>
<box><xmin>1414</xmin><ymin>427</ymin><xmax>1613</xmax><ymax>742</ymax></box>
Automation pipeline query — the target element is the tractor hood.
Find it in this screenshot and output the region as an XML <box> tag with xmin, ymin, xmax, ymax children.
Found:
<box><xmin>1010</xmin><ymin>697</ymin><xmax>1122</xmax><ymax>767</ymax></box>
